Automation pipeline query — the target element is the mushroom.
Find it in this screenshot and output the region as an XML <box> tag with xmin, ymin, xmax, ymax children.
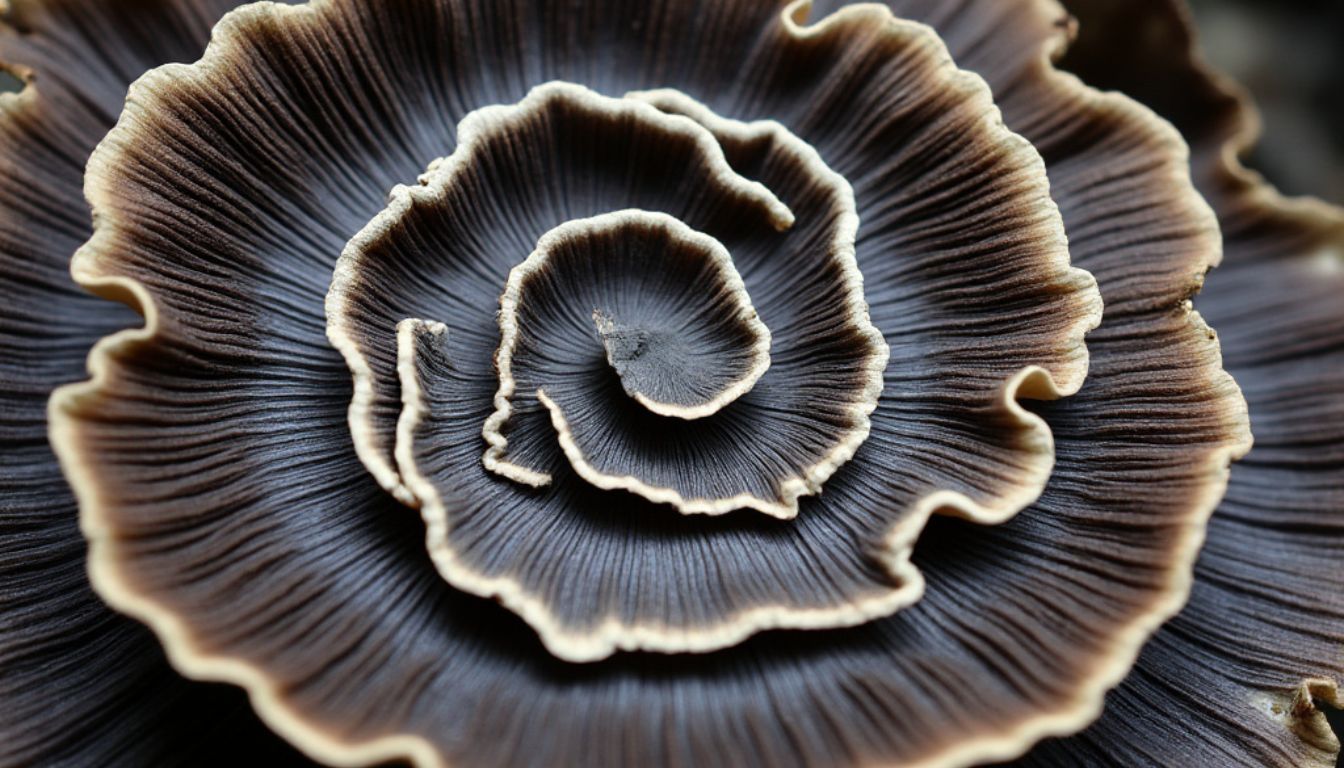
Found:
<box><xmin>39</xmin><ymin>0</ymin><xmax>1211</xmax><ymax>761</ymax></box>
<box><xmin>4</xmin><ymin>0</ymin><xmax>1337</xmax><ymax>767</ymax></box>
<box><xmin>1005</xmin><ymin>0</ymin><xmax>1344</xmax><ymax>764</ymax></box>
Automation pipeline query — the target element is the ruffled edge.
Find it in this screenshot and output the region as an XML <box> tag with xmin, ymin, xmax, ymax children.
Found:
<box><xmin>39</xmin><ymin>0</ymin><xmax>1260</xmax><ymax>766</ymax></box>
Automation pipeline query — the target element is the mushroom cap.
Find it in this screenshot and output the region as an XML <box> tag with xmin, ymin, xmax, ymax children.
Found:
<box><xmin>40</xmin><ymin>0</ymin><xmax>1252</xmax><ymax>766</ymax></box>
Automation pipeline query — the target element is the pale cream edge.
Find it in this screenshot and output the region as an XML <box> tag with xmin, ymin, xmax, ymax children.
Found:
<box><xmin>328</xmin><ymin>244</ymin><xmax>419</xmax><ymax>506</ymax></box>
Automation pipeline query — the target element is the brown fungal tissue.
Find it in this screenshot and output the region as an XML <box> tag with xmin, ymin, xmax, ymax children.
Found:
<box><xmin>0</xmin><ymin>0</ymin><xmax>1340</xmax><ymax>767</ymax></box>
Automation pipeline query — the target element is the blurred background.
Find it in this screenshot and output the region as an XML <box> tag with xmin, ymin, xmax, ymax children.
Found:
<box><xmin>1187</xmin><ymin>0</ymin><xmax>1344</xmax><ymax>203</ymax></box>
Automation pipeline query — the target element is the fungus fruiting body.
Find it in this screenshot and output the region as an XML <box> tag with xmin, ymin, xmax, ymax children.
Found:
<box><xmin>0</xmin><ymin>0</ymin><xmax>1339</xmax><ymax>766</ymax></box>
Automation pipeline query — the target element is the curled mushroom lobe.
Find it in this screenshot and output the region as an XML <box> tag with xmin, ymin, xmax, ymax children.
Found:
<box><xmin>1</xmin><ymin>0</ymin><xmax>1339</xmax><ymax>766</ymax></box>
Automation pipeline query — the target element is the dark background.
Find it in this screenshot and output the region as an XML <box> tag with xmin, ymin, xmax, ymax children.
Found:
<box><xmin>1187</xmin><ymin>0</ymin><xmax>1344</xmax><ymax>203</ymax></box>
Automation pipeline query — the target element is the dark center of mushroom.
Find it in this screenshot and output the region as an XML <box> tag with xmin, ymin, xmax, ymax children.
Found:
<box><xmin>524</xmin><ymin>214</ymin><xmax>773</xmax><ymax>421</ymax></box>
<box><xmin>596</xmin><ymin>312</ymin><xmax>754</xmax><ymax>415</ymax></box>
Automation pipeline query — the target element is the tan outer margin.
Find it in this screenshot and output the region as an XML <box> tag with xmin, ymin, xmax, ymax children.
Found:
<box><xmin>39</xmin><ymin>2</ymin><xmax>1243</xmax><ymax>768</ymax></box>
<box><xmin>327</xmin><ymin>80</ymin><xmax>795</xmax><ymax>504</ymax></box>
<box><xmin>394</xmin><ymin>1</ymin><xmax>1101</xmax><ymax>662</ymax></box>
